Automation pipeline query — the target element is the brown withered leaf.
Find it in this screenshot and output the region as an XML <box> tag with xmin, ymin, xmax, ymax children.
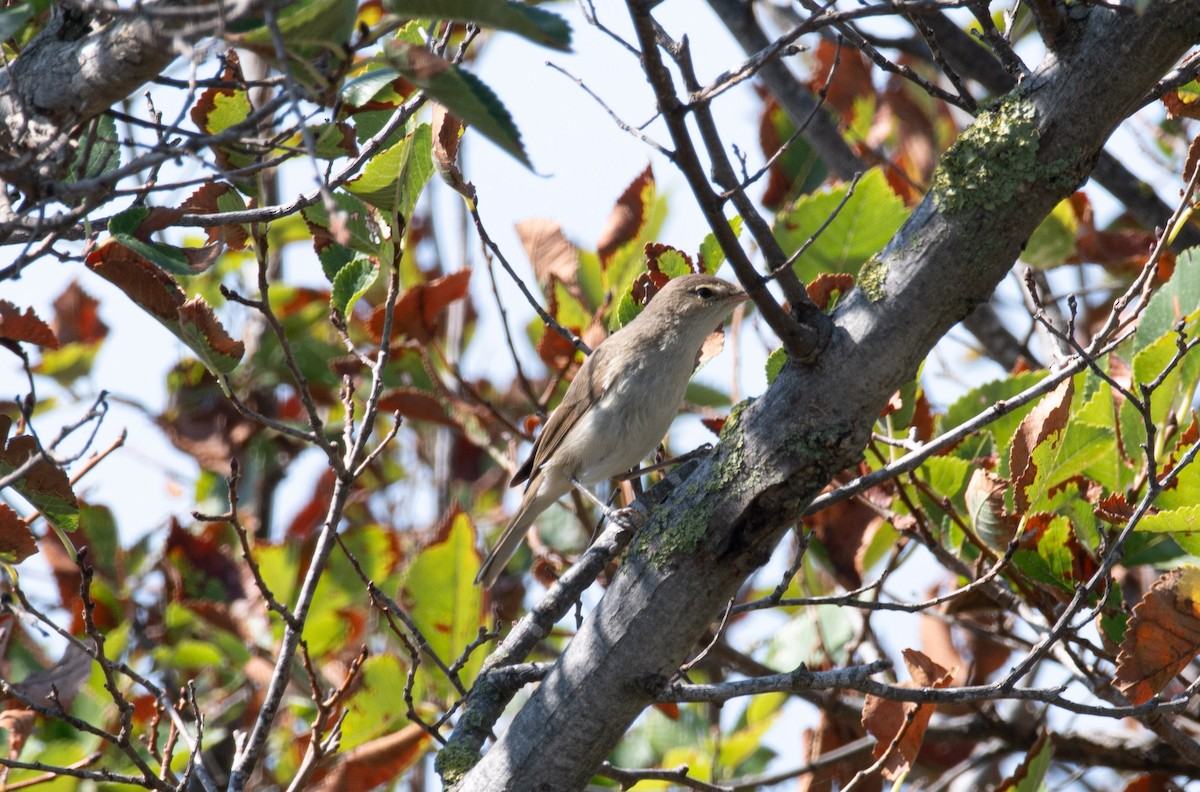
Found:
<box><xmin>805</xmin><ymin>487</ymin><xmax>879</xmax><ymax>591</ymax></box>
<box><xmin>181</xmin><ymin>182</ymin><xmax>250</xmax><ymax>250</ymax></box>
<box><xmin>1122</xmin><ymin>772</ymin><xmax>1183</xmax><ymax>792</ymax></box>
<box><xmin>0</xmin><ymin>302</ymin><xmax>58</xmax><ymax>349</ymax></box>
<box><xmin>798</xmin><ymin>712</ymin><xmax>869</xmax><ymax>792</ymax></box>
<box><xmin>1186</xmin><ymin>136</ymin><xmax>1200</xmax><ymax>186</ymax></box>
<box><xmin>807</xmin><ymin>39</ymin><xmax>875</xmax><ymax>121</ymax></box>
<box><xmin>178</xmin><ymin>297</ymin><xmax>246</xmax><ymax>363</ymax></box>
<box><xmin>432</xmin><ymin>103</ymin><xmax>473</xmax><ymax>200</ymax></box>
<box><xmin>367</xmin><ymin>270</ymin><xmax>472</xmax><ymax>343</ymax></box>
<box><xmin>0</xmin><ymin>504</ymin><xmax>37</xmax><ymax>563</ymax></box>
<box><xmin>286</xmin><ymin>468</ymin><xmax>337</xmax><ymax>540</ymax></box>
<box><xmin>806</xmin><ymin>273</ymin><xmax>855</xmax><ymax>312</ymax></box>
<box><xmin>758</xmin><ymin>96</ymin><xmax>794</xmax><ymax>211</ymax></box>
<box><xmin>536</xmin><ymin>323</ymin><xmax>580</xmax><ymax>370</ymax></box>
<box><xmin>165</xmin><ymin>519</ymin><xmax>246</xmax><ymax>602</ymax></box>
<box><xmin>1010</xmin><ymin>378</ymin><xmax>1074</xmax><ymax>514</ymax></box>
<box><xmin>1095</xmin><ymin>491</ymin><xmax>1138</xmax><ymax>525</ymax></box>
<box><xmin>0</xmin><ymin>709</ymin><xmax>35</xmax><ymax>759</ymax></box>
<box><xmin>1070</xmin><ymin>192</ymin><xmax>1176</xmax><ymax>281</ymax></box>
<box><xmin>516</xmin><ymin>219</ymin><xmax>579</xmax><ymax>287</ymax></box>
<box><xmin>377</xmin><ymin>387</ymin><xmax>455</xmax><ymax>427</ymax></box>
<box><xmin>1163</xmin><ymin>89</ymin><xmax>1200</xmax><ymax>120</ymax></box>
<box><xmin>1114</xmin><ymin>565</ymin><xmax>1200</xmax><ymax>705</ymax></box>
<box><xmin>964</xmin><ymin>468</ymin><xmax>1019</xmax><ymax>552</ymax></box>
<box><xmin>310</xmin><ymin>723</ymin><xmax>431</xmax><ymax>792</ymax></box>
<box><xmin>597</xmin><ymin>165</ymin><xmax>654</xmax><ymax>264</ymax></box>
<box><xmin>86</xmin><ymin>241</ymin><xmax>186</xmax><ymax>322</ymax></box>
<box><xmin>51</xmin><ymin>281</ymin><xmax>107</xmax><ymax>345</ymax></box>
<box><xmin>0</xmin><ymin>419</ymin><xmax>79</xmax><ymax>524</ymax></box>
<box><xmin>861</xmin><ymin>649</ymin><xmax>953</xmax><ymax>781</ymax></box>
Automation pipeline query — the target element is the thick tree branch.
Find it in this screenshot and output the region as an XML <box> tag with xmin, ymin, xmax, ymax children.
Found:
<box><xmin>454</xmin><ymin>2</ymin><xmax>1200</xmax><ymax>789</ymax></box>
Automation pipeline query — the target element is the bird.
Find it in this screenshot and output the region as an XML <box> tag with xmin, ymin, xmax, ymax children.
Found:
<box><xmin>476</xmin><ymin>273</ymin><xmax>748</xmax><ymax>588</ymax></box>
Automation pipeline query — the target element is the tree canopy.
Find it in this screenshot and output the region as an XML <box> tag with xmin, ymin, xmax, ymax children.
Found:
<box><xmin>2</xmin><ymin>1</ymin><xmax>1200</xmax><ymax>790</ymax></box>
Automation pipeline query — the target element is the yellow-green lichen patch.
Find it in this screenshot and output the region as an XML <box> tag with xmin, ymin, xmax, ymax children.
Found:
<box><xmin>858</xmin><ymin>255</ymin><xmax>887</xmax><ymax>302</ymax></box>
<box><xmin>433</xmin><ymin>740</ymin><xmax>479</xmax><ymax>785</ymax></box>
<box><xmin>931</xmin><ymin>96</ymin><xmax>1040</xmax><ymax>214</ymax></box>
<box><xmin>637</xmin><ymin>401</ymin><xmax>754</xmax><ymax>566</ymax></box>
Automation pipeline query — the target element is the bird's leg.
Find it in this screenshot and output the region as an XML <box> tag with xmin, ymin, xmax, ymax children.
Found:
<box><xmin>614</xmin><ymin>443</ymin><xmax>715</xmax><ymax>480</ymax></box>
<box><xmin>568</xmin><ymin>476</ymin><xmax>619</xmax><ymax>519</ymax></box>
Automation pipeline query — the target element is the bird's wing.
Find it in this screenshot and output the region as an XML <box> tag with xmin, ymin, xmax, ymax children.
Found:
<box><xmin>510</xmin><ymin>344</ymin><xmax>609</xmax><ymax>488</ymax></box>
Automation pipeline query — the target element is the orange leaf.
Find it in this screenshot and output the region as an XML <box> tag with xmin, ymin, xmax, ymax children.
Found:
<box><xmin>861</xmin><ymin>649</ymin><xmax>953</xmax><ymax>781</ymax></box>
<box><xmin>1114</xmin><ymin>565</ymin><xmax>1200</xmax><ymax>705</ymax></box>
<box><xmin>311</xmin><ymin>723</ymin><xmax>431</xmax><ymax>791</ymax></box>
<box><xmin>806</xmin><ymin>272</ymin><xmax>855</xmax><ymax>311</ymax></box>
<box><xmin>597</xmin><ymin>165</ymin><xmax>653</xmax><ymax>264</ymax></box>
<box><xmin>368</xmin><ymin>270</ymin><xmax>472</xmax><ymax>343</ymax></box>
<box><xmin>536</xmin><ymin>324</ymin><xmax>580</xmax><ymax>370</ymax></box>
<box><xmin>0</xmin><ymin>301</ymin><xmax>58</xmax><ymax>349</ymax></box>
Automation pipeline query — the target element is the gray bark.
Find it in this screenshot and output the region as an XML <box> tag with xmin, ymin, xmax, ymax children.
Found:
<box><xmin>460</xmin><ymin>2</ymin><xmax>1200</xmax><ymax>789</ymax></box>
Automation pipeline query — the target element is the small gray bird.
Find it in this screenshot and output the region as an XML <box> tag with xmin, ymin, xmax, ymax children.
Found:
<box><xmin>476</xmin><ymin>273</ymin><xmax>747</xmax><ymax>588</ymax></box>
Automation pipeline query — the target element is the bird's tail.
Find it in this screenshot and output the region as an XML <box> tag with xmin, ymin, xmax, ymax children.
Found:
<box><xmin>476</xmin><ymin>485</ymin><xmax>559</xmax><ymax>589</ymax></box>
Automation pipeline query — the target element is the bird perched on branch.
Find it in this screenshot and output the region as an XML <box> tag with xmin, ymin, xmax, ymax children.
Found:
<box><xmin>477</xmin><ymin>273</ymin><xmax>747</xmax><ymax>588</ymax></box>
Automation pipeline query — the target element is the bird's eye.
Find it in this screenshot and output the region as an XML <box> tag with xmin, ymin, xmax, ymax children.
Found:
<box><xmin>696</xmin><ymin>286</ymin><xmax>715</xmax><ymax>300</ymax></box>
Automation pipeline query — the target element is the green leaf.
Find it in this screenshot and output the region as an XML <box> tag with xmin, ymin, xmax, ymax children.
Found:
<box><xmin>385</xmin><ymin>42</ymin><xmax>531</xmax><ymax>169</ymax></box>
<box><xmin>685</xmin><ymin>381</ymin><xmax>731</xmax><ymax>408</ymax></box>
<box><xmin>765</xmin><ymin>346</ymin><xmax>787</xmax><ymax>385</ymax></box>
<box><xmin>941</xmin><ymin>370</ymin><xmax>1049</xmax><ymax>455</ymax></box>
<box><xmin>233</xmin><ymin>0</ymin><xmax>357</xmax><ymax>59</ymax></box>
<box><xmin>698</xmin><ymin>216</ymin><xmax>743</xmax><ymax>272</ymax></box>
<box><xmin>111</xmin><ymin>234</ymin><xmax>195</xmax><ymax>276</ymax></box>
<box><xmin>401</xmin><ymin>512</ymin><xmax>484</xmax><ymax>695</ymax></box>
<box><xmin>303</xmin><ymin>192</ymin><xmax>380</xmax><ymax>257</ymax></box>
<box><xmin>319</xmin><ymin>243</ymin><xmax>356</xmax><ymax>281</ymax></box>
<box><xmin>773</xmin><ymin>168</ymin><xmax>909</xmax><ymax>282</ymax></box>
<box><xmin>384</xmin><ymin>0</ymin><xmax>571</xmax><ymax>51</ymax></box>
<box><xmin>1013</xmin><ymin>515</ymin><xmax>1075</xmax><ymax>592</ymax></box>
<box><xmin>331</xmin><ymin>256</ymin><xmax>378</xmax><ymax>316</ymax></box>
<box><xmin>1023</xmin><ymin>198</ymin><xmax>1079</xmax><ymax>268</ymax></box>
<box><xmin>998</xmin><ymin>732</ymin><xmax>1054</xmax><ymax>792</ymax></box>
<box><xmin>339</xmin><ymin>654</ymin><xmax>411</xmax><ymax>750</ymax></box>
<box><xmin>1023</xmin><ymin>422</ymin><xmax>1114</xmax><ymax>513</ymax></box>
<box><xmin>72</xmin><ymin>115</ymin><xmax>120</xmax><ymax>182</ymax></box>
<box><xmin>919</xmin><ymin>455</ymin><xmax>971</xmax><ymax>501</ymax></box>
<box><xmin>1133</xmin><ymin>504</ymin><xmax>1200</xmax><ymax>556</ymax></box>
<box><xmin>1135</xmin><ymin>248</ymin><xmax>1200</xmax><ymax>354</ymax></box>
<box><xmin>345</xmin><ymin>122</ymin><xmax>434</xmax><ymax>216</ymax></box>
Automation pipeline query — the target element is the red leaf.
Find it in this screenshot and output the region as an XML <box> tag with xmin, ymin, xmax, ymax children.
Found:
<box><xmin>0</xmin><ymin>504</ymin><xmax>37</xmax><ymax>563</ymax></box>
<box><xmin>0</xmin><ymin>301</ymin><xmax>58</xmax><ymax>349</ymax></box>
<box><xmin>377</xmin><ymin>387</ymin><xmax>455</xmax><ymax>427</ymax></box>
<box><xmin>596</xmin><ymin>165</ymin><xmax>654</xmax><ymax>264</ymax></box>
<box><xmin>51</xmin><ymin>281</ymin><xmax>107</xmax><ymax>345</ymax></box>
